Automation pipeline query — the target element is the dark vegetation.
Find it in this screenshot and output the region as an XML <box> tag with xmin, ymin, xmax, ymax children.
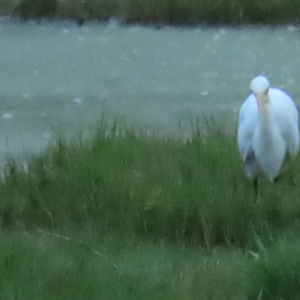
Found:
<box><xmin>1</xmin><ymin>0</ymin><xmax>300</xmax><ymax>25</ymax></box>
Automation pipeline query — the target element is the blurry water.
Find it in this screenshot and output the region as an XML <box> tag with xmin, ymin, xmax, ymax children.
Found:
<box><xmin>0</xmin><ymin>19</ymin><xmax>300</xmax><ymax>163</ymax></box>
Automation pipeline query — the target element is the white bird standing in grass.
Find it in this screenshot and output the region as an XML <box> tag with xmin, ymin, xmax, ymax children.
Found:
<box><xmin>237</xmin><ymin>75</ymin><xmax>299</xmax><ymax>192</ymax></box>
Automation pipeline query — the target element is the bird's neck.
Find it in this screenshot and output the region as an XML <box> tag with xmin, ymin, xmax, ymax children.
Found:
<box><xmin>258</xmin><ymin>97</ymin><xmax>274</xmax><ymax>145</ymax></box>
<box><xmin>256</xmin><ymin>92</ymin><xmax>269</xmax><ymax>116</ymax></box>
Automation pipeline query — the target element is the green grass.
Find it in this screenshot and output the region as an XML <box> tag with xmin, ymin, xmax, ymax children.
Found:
<box><xmin>1</xmin><ymin>124</ymin><xmax>300</xmax><ymax>247</ymax></box>
<box><xmin>3</xmin><ymin>0</ymin><xmax>300</xmax><ymax>25</ymax></box>
<box><xmin>0</xmin><ymin>123</ymin><xmax>300</xmax><ymax>298</ymax></box>
<box><xmin>0</xmin><ymin>230</ymin><xmax>247</xmax><ymax>299</ymax></box>
<box><xmin>247</xmin><ymin>239</ymin><xmax>300</xmax><ymax>299</ymax></box>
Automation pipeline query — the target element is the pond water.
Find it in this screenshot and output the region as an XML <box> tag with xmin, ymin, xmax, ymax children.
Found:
<box><xmin>1</xmin><ymin>19</ymin><xmax>300</xmax><ymax>164</ymax></box>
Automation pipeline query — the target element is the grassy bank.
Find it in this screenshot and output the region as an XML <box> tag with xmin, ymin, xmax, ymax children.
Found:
<box><xmin>1</xmin><ymin>0</ymin><xmax>300</xmax><ymax>25</ymax></box>
<box><xmin>1</xmin><ymin>124</ymin><xmax>300</xmax><ymax>247</ymax></box>
<box><xmin>0</xmin><ymin>123</ymin><xmax>300</xmax><ymax>297</ymax></box>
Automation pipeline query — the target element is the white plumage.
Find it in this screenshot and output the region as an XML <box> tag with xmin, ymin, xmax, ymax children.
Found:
<box><xmin>237</xmin><ymin>75</ymin><xmax>299</xmax><ymax>182</ymax></box>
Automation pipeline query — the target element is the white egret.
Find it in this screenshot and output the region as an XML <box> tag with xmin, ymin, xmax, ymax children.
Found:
<box><xmin>237</xmin><ymin>75</ymin><xmax>299</xmax><ymax>191</ymax></box>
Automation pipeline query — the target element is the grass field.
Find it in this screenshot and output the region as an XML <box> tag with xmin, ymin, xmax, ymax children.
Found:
<box><xmin>0</xmin><ymin>121</ymin><xmax>300</xmax><ymax>298</ymax></box>
<box><xmin>2</xmin><ymin>0</ymin><xmax>300</xmax><ymax>25</ymax></box>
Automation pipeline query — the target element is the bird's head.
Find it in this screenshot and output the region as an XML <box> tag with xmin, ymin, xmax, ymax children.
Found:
<box><xmin>250</xmin><ymin>75</ymin><xmax>270</xmax><ymax>113</ymax></box>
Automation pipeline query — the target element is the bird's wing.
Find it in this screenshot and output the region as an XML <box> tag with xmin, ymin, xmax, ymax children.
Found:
<box><xmin>282</xmin><ymin>103</ymin><xmax>299</xmax><ymax>156</ymax></box>
<box><xmin>270</xmin><ymin>89</ymin><xmax>300</xmax><ymax>157</ymax></box>
<box><xmin>237</xmin><ymin>94</ymin><xmax>258</xmax><ymax>161</ymax></box>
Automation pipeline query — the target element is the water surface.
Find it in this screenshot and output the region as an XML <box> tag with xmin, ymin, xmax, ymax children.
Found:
<box><xmin>0</xmin><ymin>19</ymin><xmax>300</xmax><ymax>163</ymax></box>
